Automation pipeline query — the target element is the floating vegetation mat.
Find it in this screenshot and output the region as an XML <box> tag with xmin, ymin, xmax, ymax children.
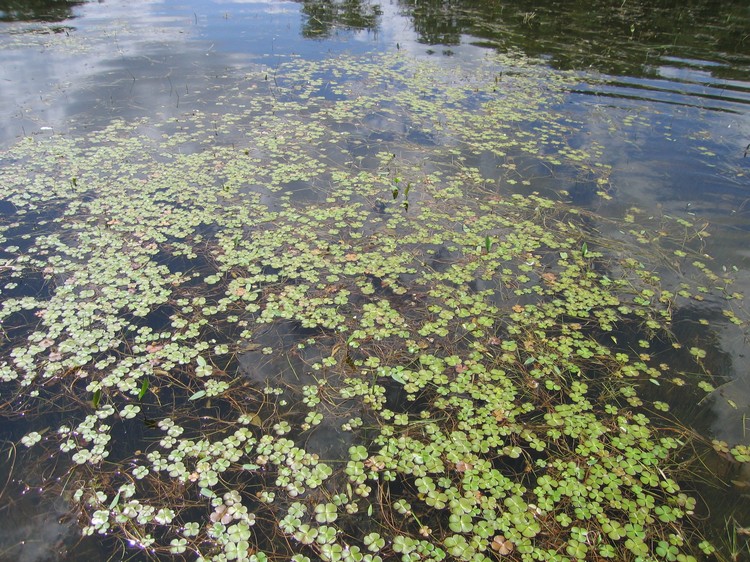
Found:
<box><xmin>0</xmin><ymin>52</ymin><xmax>747</xmax><ymax>562</ymax></box>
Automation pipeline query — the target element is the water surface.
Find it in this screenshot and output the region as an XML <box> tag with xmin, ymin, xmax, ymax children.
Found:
<box><xmin>1</xmin><ymin>0</ymin><xmax>750</xmax><ymax>560</ymax></box>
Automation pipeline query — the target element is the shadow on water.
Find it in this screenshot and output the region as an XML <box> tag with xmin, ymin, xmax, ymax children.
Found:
<box><xmin>396</xmin><ymin>0</ymin><xmax>750</xmax><ymax>76</ymax></box>
<box><xmin>296</xmin><ymin>0</ymin><xmax>382</xmax><ymax>39</ymax></box>
<box><xmin>0</xmin><ymin>0</ymin><xmax>84</xmax><ymax>23</ymax></box>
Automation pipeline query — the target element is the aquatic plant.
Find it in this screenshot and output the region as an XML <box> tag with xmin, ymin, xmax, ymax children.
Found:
<box><xmin>0</xmin><ymin>50</ymin><xmax>747</xmax><ymax>561</ymax></box>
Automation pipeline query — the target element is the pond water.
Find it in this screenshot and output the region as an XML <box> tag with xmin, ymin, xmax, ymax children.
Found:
<box><xmin>1</xmin><ymin>1</ymin><xmax>750</xmax><ymax>561</ymax></box>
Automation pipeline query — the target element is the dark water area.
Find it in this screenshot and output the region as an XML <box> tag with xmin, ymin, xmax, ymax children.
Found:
<box><xmin>0</xmin><ymin>0</ymin><xmax>85</xmax><ymax>22</ymax></box>
<box><xmin>1</xmin><ymin>0</ymin><xmax>750</xmax><ymax>561</ymax></box>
